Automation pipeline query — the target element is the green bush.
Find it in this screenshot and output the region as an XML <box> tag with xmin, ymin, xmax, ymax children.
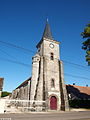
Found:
<box><xmin>1</xmin><ymin>91</ymin><xmax>11</xmax><ymax>97</ymax></box>
<box><xmin>69</xmin><ymin>100</ymin><xmax>90</xmax><ymax>109</ymax></box>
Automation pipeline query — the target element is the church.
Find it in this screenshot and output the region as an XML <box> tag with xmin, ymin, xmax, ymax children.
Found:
<box><xmin>11</xmin><ymin>20</ymin><xmax>69</xmax><ymax>111</ymax></box>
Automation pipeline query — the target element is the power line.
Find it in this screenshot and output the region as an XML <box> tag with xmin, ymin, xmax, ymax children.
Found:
<box><xmin>0</xmin><ymin>57</ymin><xmax>31</xmax><ymax>68</ymax></box>
<box><xmin>0</xmin><ymin>47</ymin><xmax>32</xmax><ymax>68</ymax></box>
<box><xmin>0</xmin><ymin>40</ymin><xmax>90</xmax><ymax>72</ymax></box>
<box><xmin>42</xmin><ymin>55</ymin><xmax>90</xmax><ymax>72</ymax></box>
<box><xmin>0</xmin><ymin>46</ymin><xmax>90</xmax><ymax>74</ymax></box>
<box><xmin>63</xmin><ymin>60</ymin><xmax>90</xmax><ymax>73</ymax></box>
<box><xmin>0</xmin><ymin>56</ymin><xmax>90</xmax><ymax>82</ymax></box>
<box><xmin>0</xmin><ymin>41</ymin><xmax>90</xmax><ymax>86</ymax></box>
<box><xmin>63</xmin><ymin>60</ymin><xmax>89</xmax><ymax>69</ymax></box>
<box><xmin>0</xmin><ymin>48</ymin><xmax>16</xmax><ymax>60</ymax></box>
<box><xmin>64</xmin><ymin>73</ymin><xmax>90</xmax><ymax>81</ymax></box>
<box><xmin>0</xmin><ymin>40</ymin><xmax>35</xmax><ymax>54</ymax></box>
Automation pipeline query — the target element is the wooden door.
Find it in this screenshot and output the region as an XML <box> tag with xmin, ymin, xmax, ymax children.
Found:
<box><xmin>50</xmin><ymin>96</ymin><xmax>57</xmax><ymax>110</ymax></box>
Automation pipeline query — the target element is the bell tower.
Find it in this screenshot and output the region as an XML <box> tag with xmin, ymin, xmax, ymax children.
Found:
<box><xmin>30</xmin><ymin>19</ymin><xmax>69</xmax><ymax>111</ymax></box>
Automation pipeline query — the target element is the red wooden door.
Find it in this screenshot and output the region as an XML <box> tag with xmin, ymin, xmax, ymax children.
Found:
<box><xmin>50</xmin><ymin>96</ymin><xmax>57</xmax><ymax>110</ymax></box>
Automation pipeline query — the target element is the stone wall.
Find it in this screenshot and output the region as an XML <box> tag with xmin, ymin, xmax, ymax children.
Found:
<box><xmin>11</xmin><ymin>79</ymin><xmax>30</xmax><ymax>100</ymax></box>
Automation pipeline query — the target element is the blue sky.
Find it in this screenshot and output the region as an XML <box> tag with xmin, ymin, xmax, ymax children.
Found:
<box><xmin>0</xmin><ymin>0</ymin><xmax>90</xmax><ymax>92</ymax></box>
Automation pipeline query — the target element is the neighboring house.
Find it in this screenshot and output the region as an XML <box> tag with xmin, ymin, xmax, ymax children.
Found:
<box><xmin>66</xmin><ymin>84</ymin><xmax>90</xmax><ymax>100</ymax></box>
<box><xmin>0</xmin><ymin>78</ymin><xmax>4</xmax><ymax>98</ymax></box>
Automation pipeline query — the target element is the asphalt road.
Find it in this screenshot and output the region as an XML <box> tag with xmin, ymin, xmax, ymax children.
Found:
<box><xmin>0</xmin><ymin>111</ymin><xmax>90</xmax><ymax>120</ymax></box>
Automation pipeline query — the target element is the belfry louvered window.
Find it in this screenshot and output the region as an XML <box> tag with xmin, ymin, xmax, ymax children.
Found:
<box><xmin>50</xmin><ymin>53</ymin><xmax>54</xmax><ymax>60</ymax></box>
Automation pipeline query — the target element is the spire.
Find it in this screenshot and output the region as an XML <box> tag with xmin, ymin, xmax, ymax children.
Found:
<box><xmin>42</xmin><ymin>19</ymin><xmax>53</xmax><ymax>39</ymax></box>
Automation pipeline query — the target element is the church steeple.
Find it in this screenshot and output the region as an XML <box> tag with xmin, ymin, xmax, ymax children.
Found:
<box><xmin>42</xmin><ymin>19</ymin><xmax>53</xmax><ymax>40</ymax></box>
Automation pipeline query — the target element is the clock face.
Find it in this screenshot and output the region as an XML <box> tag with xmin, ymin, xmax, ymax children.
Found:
<box><xmin>49</xmin><ymin>43</ymin><xmax>54</xmax><ymax>48</ymax></box>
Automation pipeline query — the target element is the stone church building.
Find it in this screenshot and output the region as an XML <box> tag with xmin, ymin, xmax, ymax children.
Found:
<box><xmin>11</xmin><ymin>20</ymin><xmax>69</xmax><ymax>111</ymax></box>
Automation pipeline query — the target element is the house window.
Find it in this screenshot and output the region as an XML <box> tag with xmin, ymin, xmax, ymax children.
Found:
<box><xmin>51</xmin><ymin>79</ymin><xmax>55</xmax><ymax>88</ymax></box>
<box><xmin>50</xmin><ymin>53</ymin><xmax>54</xmax><ymax>60</ymax></box>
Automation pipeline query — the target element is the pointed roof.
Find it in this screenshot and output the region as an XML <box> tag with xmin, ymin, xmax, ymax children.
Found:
<box><xmin>16</xmin><ymin>77</ymin><xmax>31</xmax><ymax>89</ymax></box>
<box><xmin>42</xmin><ymin>19</ymin><xmax>53</xmax><ymax>39</ymax></box>
<box><xmin>36</xmin><ymin>19</ymin><xmax>60</xmax><ymax>48</ymax></box>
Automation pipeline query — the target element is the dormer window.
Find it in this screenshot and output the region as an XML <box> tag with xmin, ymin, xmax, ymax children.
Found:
<box><xmin>50</xmin><ymin>53</ymin><xmax>54</xmax><ymax>60</ymax></box>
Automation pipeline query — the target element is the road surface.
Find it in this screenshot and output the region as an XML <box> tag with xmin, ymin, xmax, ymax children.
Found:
<box><xmin>0</xmin><ymin>111</ymin><xmax>90</xmax><ymax>120</ymax></box>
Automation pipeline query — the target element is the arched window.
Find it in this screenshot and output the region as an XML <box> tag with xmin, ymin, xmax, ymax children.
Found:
<box><xmin>50</xmin><ymin>53</ymin><xmax>54</xmax><ymax>60</ymax></box>
<box><xmin>51</xmin><ymin>79</ymin><xmax>55</xmax><ymax>88</ymax></box>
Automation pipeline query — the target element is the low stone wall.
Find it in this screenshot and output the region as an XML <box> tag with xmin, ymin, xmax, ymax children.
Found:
<box><xmin>0</xmin><ymin>99</ymin><xmax>6</xmax><ymax>113</ymax></box>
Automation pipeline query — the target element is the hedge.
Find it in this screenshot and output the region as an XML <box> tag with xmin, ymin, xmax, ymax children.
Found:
<box><xmin>69</xmin><ymin>100</ymin><xmax>90</xmax><ymax>109</ymax></box>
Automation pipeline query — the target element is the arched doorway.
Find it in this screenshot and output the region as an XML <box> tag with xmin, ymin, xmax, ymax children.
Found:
<box><xmin>50</xmin><ymin>96</ymin><xmax>57</xmax><ymax>110</ymax></box>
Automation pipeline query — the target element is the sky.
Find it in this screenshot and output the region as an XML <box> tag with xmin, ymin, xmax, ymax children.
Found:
<box><xmin>0</xmin><ymin>0</ymin><xmax>90</xmax><ymax>92</ymax></box>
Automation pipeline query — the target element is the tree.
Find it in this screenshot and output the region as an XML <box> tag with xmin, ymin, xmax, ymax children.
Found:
<box><xmin>1</xmin><ymin>91</ymin><xmax>11</xmax><ymax>97</ymax></box>
<box><xmin>81</xmin><ymin>22</ymin><xmax>90</xmax><ymax>65</ymax></box>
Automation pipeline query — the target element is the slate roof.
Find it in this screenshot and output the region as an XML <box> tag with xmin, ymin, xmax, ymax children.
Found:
<box><xmin>0</xmin><ymin>78</ymin><xmax>4</xmax><ymax>91</ymax></box>
<box><xmin>16</xmin><ymin>77</ymin><xmax>31</xmax><ymax>89</ymax></box>
<box><xmin>42</xmin><ymin>19</ymin><xmax>53</xmax><ymax>40</ymax></box>
<box><xmin>36</xmin><ymin>19</ymin><xmax>60</xmax><ymax>48</ymax></box>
